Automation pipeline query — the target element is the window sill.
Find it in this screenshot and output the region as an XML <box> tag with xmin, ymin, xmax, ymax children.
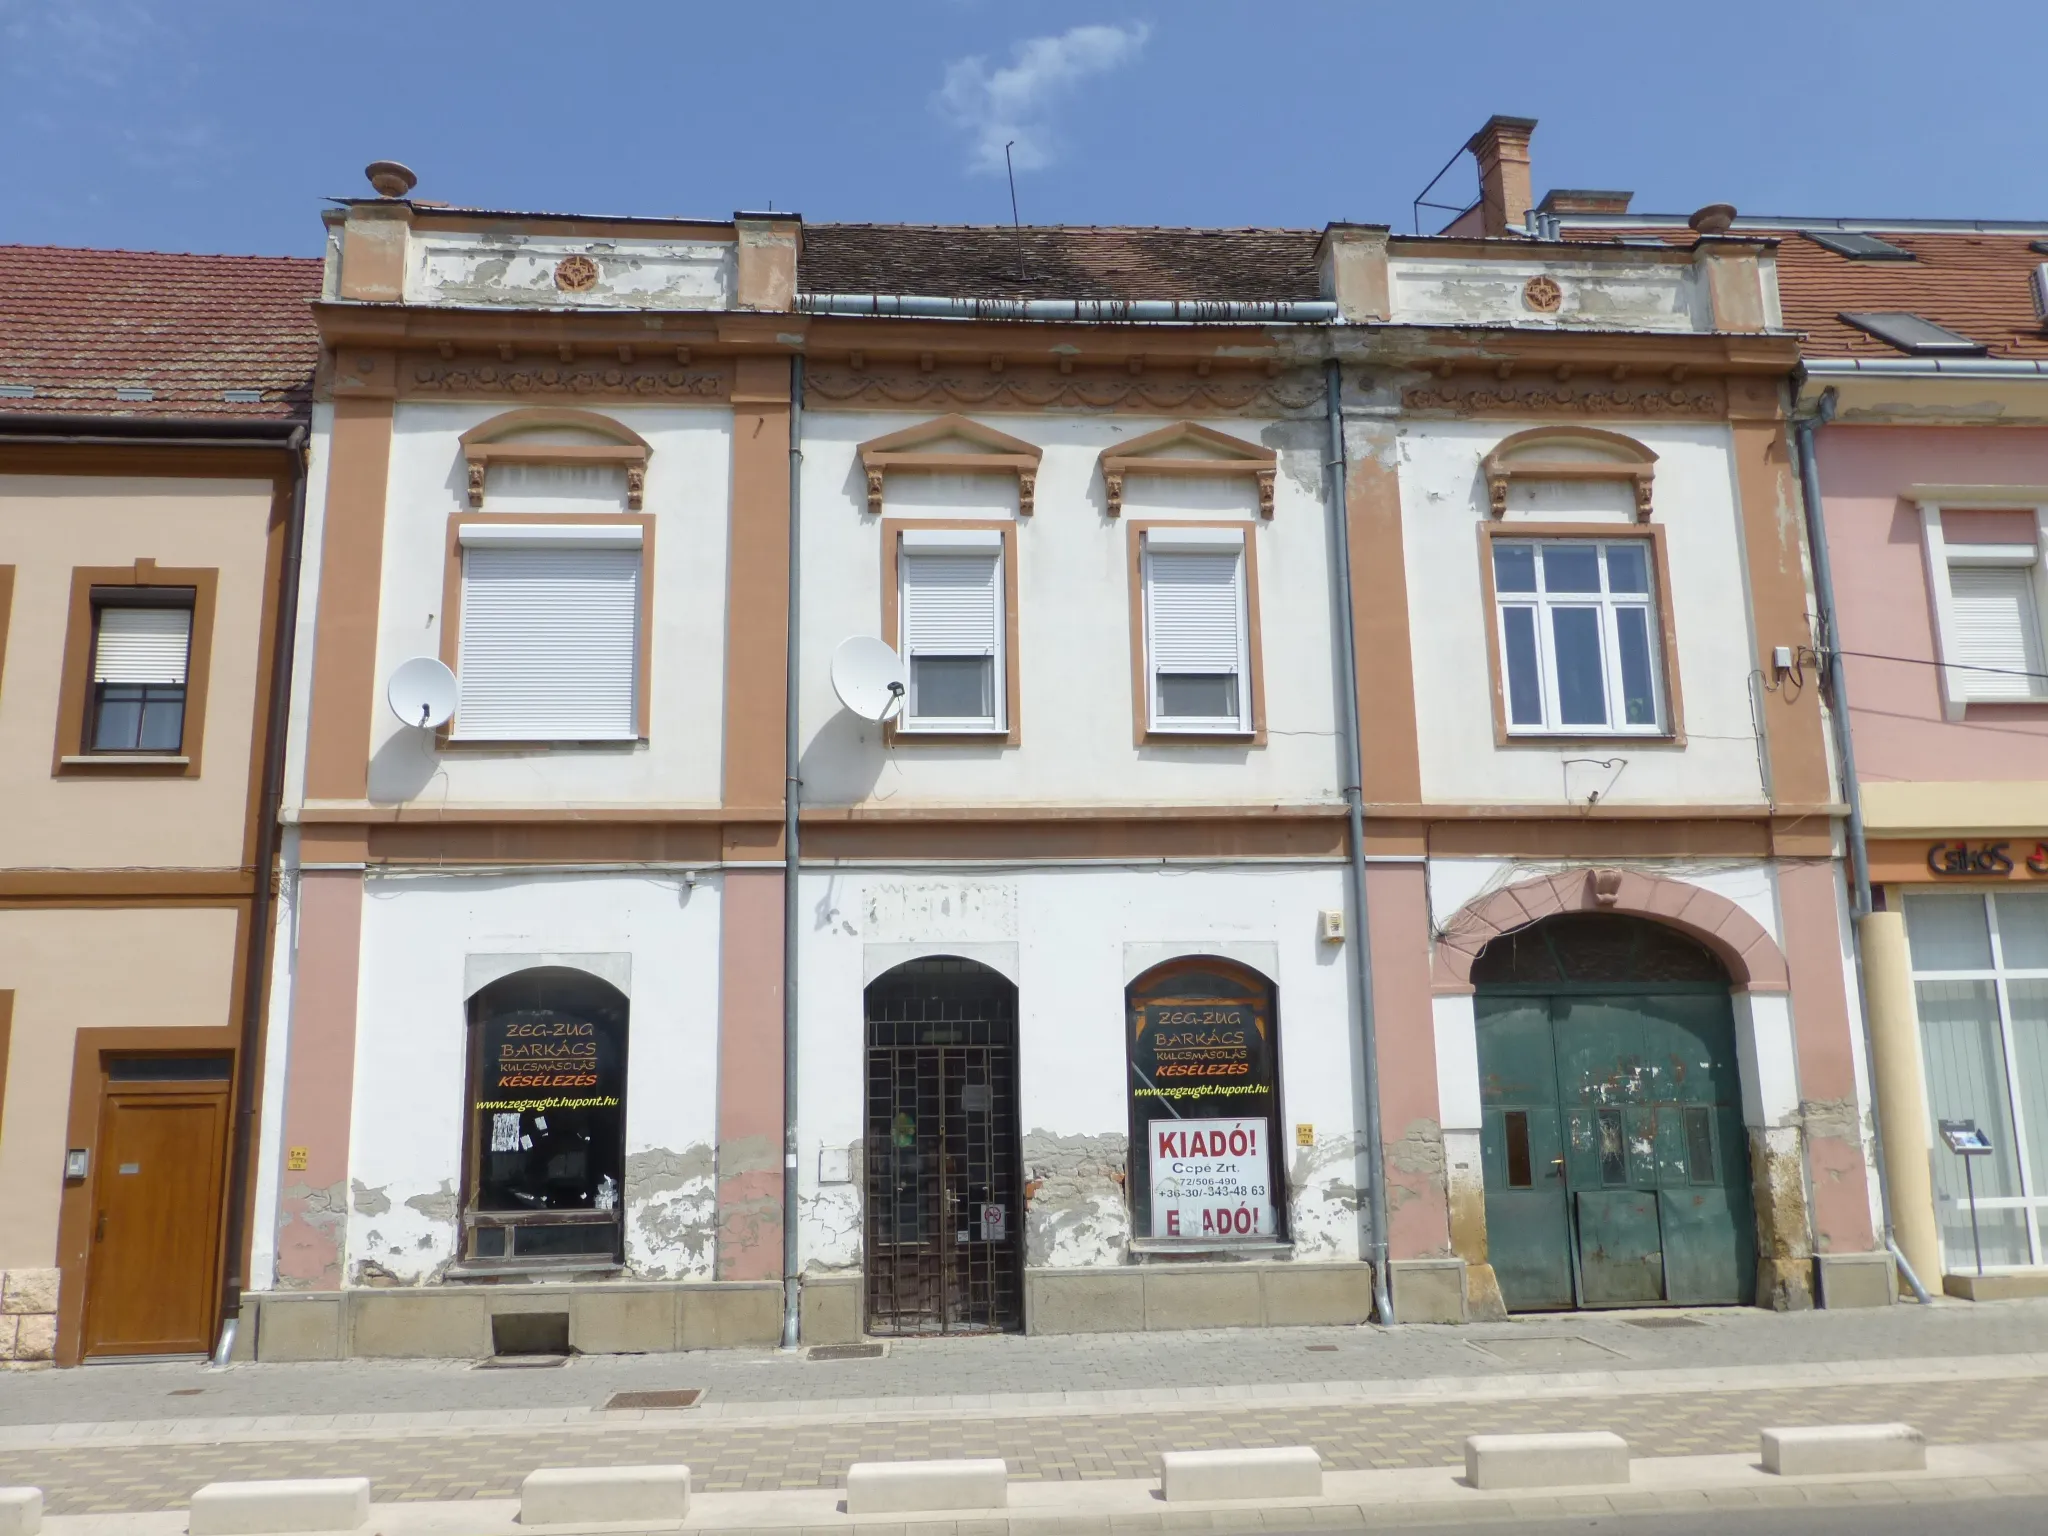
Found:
<box><xmin>1142</xmin><ymin>729</ymin><xmax>1258</xmax><ymax>744</ymax></box>
<box><xmin>1501</xmin><ymin>732</ymin><xmax>1677</xmax><ymax>744</ymax></box>
<box><xmin>441</xmin><ymin>737</ymin><xmax>645</xmax><ymax>750</ymax></box>
<box><xmin>444</xmin><ymin>1259</ymin><xmax>624</xmax><ymax>1282</ymax></box>
<box><xmin>56</xmin><ymin>753</ymin><xmax>191</xmax><ymax>770</ymax></box>
<box><xmin>1128</xmin><ymin>1238</ymin><xmax>1295</xmax><ymax>1258</ymax></box>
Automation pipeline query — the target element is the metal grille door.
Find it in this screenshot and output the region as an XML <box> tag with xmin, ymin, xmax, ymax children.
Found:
<box><xmin>864</xmin><ymin>959</ymin><xmax>1022</xmax><ymax>1335</ymax></box>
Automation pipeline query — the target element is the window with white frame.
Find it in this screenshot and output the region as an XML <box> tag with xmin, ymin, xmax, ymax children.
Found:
<box><xmin>1143</xmin><ymin>527</ymin><xmax>1251</xmax><ymax>733</ymax></box>
<box><xmin>1904</xmin><ymin>890</ymin><xmax>2048</xmax><ymax>1268</ymax></box>
<box><xmin>1922</xmin><ymin>506</ymin><xmax>2048</xmax><ymax>706</ymax></box>
<box><xmin>897</xmin><ymin>528</ymin><xmax>1004</xmax><ymax>733</ymax></box>
<box><xmin>1491</xmin><ymin>539</ymin><xmax>1664</xmax><ymax>735</ymax></box>
<box><xmin>453</xmin><ymin>524</ymin><xmax>642</xmax><ymax>741</ymax></box>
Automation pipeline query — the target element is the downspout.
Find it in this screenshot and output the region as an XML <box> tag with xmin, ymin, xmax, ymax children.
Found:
<box><xmin>1792</xmin><ymin>386</ymin><xmax>1932</xmax><ymax>1306</ymax></box>
<box><xmin>1323</xmin><ymin>359</ymin><xmax>1395</xmax><ymax>1325</ymax></box>
<box><xmin>213</xmin><ymin>424</ymin><xmax>312</xmax><ymax>1366</ymax></box>
<box><xmin>780</xmin><ymin>355</ymin><xmax>805</xmax><ymax>1350</ymax></box>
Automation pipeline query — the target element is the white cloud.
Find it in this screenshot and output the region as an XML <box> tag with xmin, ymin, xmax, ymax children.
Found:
<box><xmin>936</xmin><ymin>21</ymin><xmax>1150</xmax><ymax>176</ymax></box>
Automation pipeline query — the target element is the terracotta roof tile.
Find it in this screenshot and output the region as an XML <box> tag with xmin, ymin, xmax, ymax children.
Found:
<box><xmin>801</xmin><ymin>225</ymin><xmax>1325</xmax><ymax>302</ymax></box>
<box><xmin>0</xmin><ymin>245</ymin><xmax>321</xmax><ymax>420</ymax></box>
<box><xmin>1770</xmin><ymin>231</ymin><xmax>2048</xmax><ymax>360</ymax></box>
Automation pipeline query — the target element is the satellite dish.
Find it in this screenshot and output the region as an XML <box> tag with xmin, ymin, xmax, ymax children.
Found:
<box><xmin>387</xmin><ymin>656</ymin><xmax>458</xmax><ymax>730</ymax></box>
<box><xmin>831</xmin><ymin>636</ymin><xmax>907</xmax><ymax>722</ymax></box>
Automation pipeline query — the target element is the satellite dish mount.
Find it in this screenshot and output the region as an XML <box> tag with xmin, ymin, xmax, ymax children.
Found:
<box><xmin>830</xmin><ymin>637</ymin><xmax>908</xmax><ymax>723</ymax></box>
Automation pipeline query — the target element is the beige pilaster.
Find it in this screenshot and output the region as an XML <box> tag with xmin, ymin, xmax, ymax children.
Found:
<box><xmin>1858</xmin><ymin>910</ymin><xmax>1941</xmax><ymax>1291</ymax></box>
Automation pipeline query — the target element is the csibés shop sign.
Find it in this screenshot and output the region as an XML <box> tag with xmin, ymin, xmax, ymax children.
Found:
<box><xmin>1126</xmin><ymin>960</ymin><xmax>1282</xmax><ymax>1241</ymax></box>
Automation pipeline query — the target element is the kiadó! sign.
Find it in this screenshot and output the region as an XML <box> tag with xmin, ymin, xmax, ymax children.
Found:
<box><xmin>1149</xmin><ymin>1118</ymin><xmax>1274</xmax><ymax>1237</ymax></box>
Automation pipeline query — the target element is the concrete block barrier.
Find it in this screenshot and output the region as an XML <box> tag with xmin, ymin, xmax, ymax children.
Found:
<box><xmin>1159</xmin><ymin>1447</ymin><xmax>1322</xmax><ymax>1502</ymax></box>
<box><xmin>1464</xmin><ymin>1432</ymin><xmax>1629</xmax><ymax>1490</ymax></box>
<box><xmin>188</xmin><ymin>1478</ymin><xmax>370</xmax><ymax>1536</ymax></box>
<box><xmin>1761</xmin><ymin>1424</ymin><xmax>1925</xmax><ymax>1476</ymax></box>
<box><xmin>844</xmin><ymin>1459</ymin><xmax>1008</xmax><ymax>1514</ymax></box>
<box><xmin>520</xmin><ymin>1465</ymin><xmax>691</xmax><ymax>1526</ymax></box>
<box><xmin>0</xmin><ymin>1487</ymin><xmax>43</xmax><ymax>1536</ymax></box>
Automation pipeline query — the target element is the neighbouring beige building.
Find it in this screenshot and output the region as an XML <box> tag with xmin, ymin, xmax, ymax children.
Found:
<box><xmin>0</xmin><ymin>244</ymin><xmax>317</xmax><ymax>1364</ymax></box>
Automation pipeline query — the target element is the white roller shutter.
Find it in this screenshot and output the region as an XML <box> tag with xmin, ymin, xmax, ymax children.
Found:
<box><xmin>94</xmin><ymin>607</ymin><xmax>191</xmax><ymax>684</ymax></box>
<box><xmin>455</xmin><ymin>545</ymin><xmax>641</xmax><ymax>739</ymax></box>
<box><xmin>1147</xmin><ymin>546</ymin><xmax>1245</xmax><ymax>663</ymax></box>
<box><xmin>901</xmin><ymin>551</ymin><xmax>1000</xmax><ymax>657</ymax></box>
<box><xmin>1949</xmin><ymin>564</ymin><xmax>2044</xmax><ymax>700</ymax></box>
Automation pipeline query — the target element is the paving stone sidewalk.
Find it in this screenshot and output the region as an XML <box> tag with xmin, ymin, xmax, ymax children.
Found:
<box><xmin>6</xmin><ymin>1297</ymin><xmax>2047</xmax><ymax>1428</ymax></box>
<box><xmin>5</xmin><ymin>1373</ymin><xmax>2046</xmax><ymax>1514</ymax></box>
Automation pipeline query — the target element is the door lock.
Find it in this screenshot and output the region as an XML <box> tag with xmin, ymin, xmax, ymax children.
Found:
<box><xmin>95</xmin><ymin>1212</ymin><xmax>107</xmax><ymax>1243</ymax></box>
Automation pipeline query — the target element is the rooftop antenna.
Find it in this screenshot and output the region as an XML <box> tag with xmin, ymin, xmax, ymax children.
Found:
<box><xmin>1004</xmin><ymin>140</ymin><xmax>1026</xmax><ymax>284</ymax></box>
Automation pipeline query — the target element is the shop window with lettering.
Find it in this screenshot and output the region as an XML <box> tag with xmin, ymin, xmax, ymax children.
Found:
<box><xmin>1125</xmin><ymin>957</ymin><xmax>1285</xmax><ymax>1245</ymax></box>
<box><xmin>462</xmin><ymin>967</ymin><xmax>628</xmax><ymax>1266</ymax></box>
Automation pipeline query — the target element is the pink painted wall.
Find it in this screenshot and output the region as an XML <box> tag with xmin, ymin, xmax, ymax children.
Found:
<box><xmin>1777</xmin><ymin>859</ymin><xmax>1876</xmax><ymax>1254</ymax></box>
<box><xmin>1366</xmin><ymin>863</ymin><xmax>1453</xmax><ymax>1260</ymax></box>
<box><xmin>715</xmin><ymin>869</ymin><xmax>785</xmax><ymax>1282</ymax></box>
<box><xmin>1816</xmin><ymin>425</ymin><xmax>2048</xmax><ymax>784</ymax></box>
<box><xmin>274</xmin><ymin>871</ymin><xmax>363</xmax><ymax>1290</ymax></box>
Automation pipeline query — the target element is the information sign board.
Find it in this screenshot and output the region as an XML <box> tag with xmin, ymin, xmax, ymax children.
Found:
<box><xmin>1147</xmin><ymin>1117</ymin><xmax>1275</xmax><ymax>1238</ymax></box>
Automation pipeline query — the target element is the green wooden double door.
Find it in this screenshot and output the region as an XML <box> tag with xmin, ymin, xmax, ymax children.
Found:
<box><xmin>1478</xmin><ymin>988</ymin><xmax>1756</xmax><ymax>1310</ymax></box>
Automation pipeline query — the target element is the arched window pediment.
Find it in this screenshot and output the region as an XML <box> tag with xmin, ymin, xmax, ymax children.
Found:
<box><xmin>458</xmin><ymin>408</ymin><xmax>651</xmax><ymax>510</ymax></box>
<box><xmin>1481</xmin><ymin>426</ymin><xmax>1658</xmax><ymax>521</ymax></box>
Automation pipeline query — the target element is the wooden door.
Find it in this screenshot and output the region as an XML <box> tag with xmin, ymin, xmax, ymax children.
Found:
<box><xmin>82</xmin><ymin>1073</ymin><xmax>230</xmax><ymax>1357</ymax></box>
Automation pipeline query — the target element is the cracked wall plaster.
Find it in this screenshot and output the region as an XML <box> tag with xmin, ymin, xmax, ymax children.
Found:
<box><xmin>1024</xmin><ymin>1131</ymin><xmax>1130</xmax><ymax>1267</ymax></box>
<box><xmin>625</xmin><ymin>1145</ymin><xmax>717</xmax><ymax>1279</ymax></box>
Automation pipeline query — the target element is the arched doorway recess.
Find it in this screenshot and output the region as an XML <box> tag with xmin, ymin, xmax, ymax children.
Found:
<box><xmin>863</xmin><ymin>958</ymin><xmax>1023</xmax><ymax>1335</ymax></box>
<box><xmin>1474</xmin><ymin>913</ymin><xmax>1757</xmax><ymax>1310</ymax></box>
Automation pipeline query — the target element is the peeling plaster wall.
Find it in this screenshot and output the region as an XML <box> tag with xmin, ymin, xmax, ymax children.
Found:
<box><xmin>1387</xmin><ymin>259</ymin><xmax>1705</xmax><ymax>332</ymax></box>
<box><xmin>795</xmin><ymin>411</ymin><xmax>1343</xmax><ymax>808</ymax></box>
<box><xmin>406</xmin><ymin>233</ymin><xmax>735</xmax><ymax>309</ymax></box>
<box><xmin>1399</xmin><ymin>421</ymin><xmax>1764</xmax><ymax>808</ymax></box>
<box><xmin>346</xmin><ymin>872</ymin><xmax>722</xmax><ymax>1285</ymax></box>
<box><xmin>794</xmin><ymin>865</ymin><xmax>1360</xmax><ymax>1273</ymax></box>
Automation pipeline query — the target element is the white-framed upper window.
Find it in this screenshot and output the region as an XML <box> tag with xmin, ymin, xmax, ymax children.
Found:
<box><xmin>1143</xmin><ymin>526</ymin><xmax>1251</xmax><ymax>734</ymax></box>
<box><xmin>897</xmin><ymin>527</ymin><xmax>1004</xmax><ymax>733</ymax></box>
<box><xmin>453</xmin><ymin>523</ymin><xmax>643</xmax><ymax>742</ymax></box>
<box><xmin>1921</xmin><ymin>504</ymin><xmax>2048</xmax><ymax>713</ymax></box>
<box><xmin>1492</xmin><ymin>538</ymin><xmax>1664</xmax><ymax>735</ymax></box>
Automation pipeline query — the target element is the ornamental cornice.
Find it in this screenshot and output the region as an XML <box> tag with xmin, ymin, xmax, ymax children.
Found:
<box><xmin>804</xmin><ymin>365</ymin><xmax>1326</xmax><ymax>417</ymax></box>
<box><xmin>1401</xmin><ymin>372</ymin><xmax>1726</xmax><ymax>418</ymax></box>
<box><xmin>399</xmin><ymin>359</ymin><xmax>731</xmax><ymax>402</ymax></box>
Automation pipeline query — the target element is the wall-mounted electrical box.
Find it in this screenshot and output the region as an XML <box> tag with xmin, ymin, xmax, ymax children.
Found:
<box><xmin>1318</xmin><ymin>909</ymin><xmax>1346</xmax><ymax>943</ymax></box>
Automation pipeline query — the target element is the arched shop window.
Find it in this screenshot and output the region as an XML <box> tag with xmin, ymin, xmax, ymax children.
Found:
<box><xmin>1125</xmin><ymin>957</ymin><xmax>1285</xmax><ymax>1245</ymax></box>
<box><xmin>462</xmin><ymin>967</ymin><xmax>628</xmax><ymax>1267</ymax></box>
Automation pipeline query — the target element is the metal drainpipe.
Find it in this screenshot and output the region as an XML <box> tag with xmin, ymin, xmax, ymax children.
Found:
<box><xmin>1323</xmin><ymin>359</ymin><xmax>1395</xmax><ymax>1325</ymax></box>
<box><xmin>1792</xmin><ymin>385</ymin><xmax>1932</xmax><ymax>1306</ymax></box>
<box><xmin>213</xmin><ymin>424</ymin><xmax>312</xmax><ymax>1366</ymax></box>
<box><xmin>780</xmin><ymin>355</ymin><xmax>805</xmax><ymax>1350</ymax></box>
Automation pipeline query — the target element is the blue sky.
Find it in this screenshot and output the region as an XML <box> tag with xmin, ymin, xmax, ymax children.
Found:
<box><xmin>3</xmin><ymin>0</ymin><xmax>2043</xmax><ymax>257</ymax></box>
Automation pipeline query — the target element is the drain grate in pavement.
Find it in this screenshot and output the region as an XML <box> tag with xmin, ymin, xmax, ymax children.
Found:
<box><xmin>807</xmin><ymin>1343</ymin><xmax>886</xmax><ymax>1361</ymax></box>
<box><xmin>1624</xmin><ymin>1315</ymin><xmax>1708</xmax><ymax>1329</ymax></box>
<box><xmin>475</xmin><ymin>1354</ymin><xmax>570</xmax><ymax>1370</ymax></box>
<box><xmin>604</xmin><ymin>1389</ymin><xmax>702</xmax><ymax>1410</ymax></box>
<box><xmin>168</xmin><ymin>1389</ymin><xmax>204</xmax><ymax>1397</ymax></box>
<box><xmin>1306</xmin><ymin>1344</ymin><xmax>1339</xmax><ymax>1352</ymax></box>
<box><xmin>1467</xmin><ymin>1335</ymin><xmax>1626</xmax><ymax>1367</ymax></box>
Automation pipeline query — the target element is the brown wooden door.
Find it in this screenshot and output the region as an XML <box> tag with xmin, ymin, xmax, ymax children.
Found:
<box><xmin>83</xmin><ymin>1075</ymin><xmax>230</xmax><ymax>1357</ymax></box>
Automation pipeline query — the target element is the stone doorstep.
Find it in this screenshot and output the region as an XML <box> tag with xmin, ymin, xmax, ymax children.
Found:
<box><xmin>1944</xmin><ymin>1270</ymin><xmax>2048</xmax><ymax>1302</ymax></box>
<box><xmin>22</xmin><ymin>1440</ymin><xmax>2048</xmax><ymax>1536</ymax></box>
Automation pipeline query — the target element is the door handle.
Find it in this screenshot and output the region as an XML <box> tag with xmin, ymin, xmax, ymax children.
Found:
<box><xmin>95</xmin><ymin>1212</ymin><xmax>107</xmax><ymax>1243</ymax></box>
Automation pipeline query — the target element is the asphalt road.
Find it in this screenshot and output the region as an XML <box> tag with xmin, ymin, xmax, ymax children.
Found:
<box><xmin>1291</xmin><ymin>1492</ymin><xmax>2048</xmax><ymax>1534</ymax></box>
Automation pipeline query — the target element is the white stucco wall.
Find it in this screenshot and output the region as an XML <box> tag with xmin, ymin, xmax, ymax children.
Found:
<box><xmin>362</xmin><ymin>401</ymin><xmax>732</xmax><ymax>806</ymax></box>
<box><xmin>1399</xmin><ymin>420</ymin><xmax>1765</xmax><ymax>807</ymax></box>
<box><xmin>792</xmin><ymin>863</ymin><xmax>1361</xmax><ymax>1275</ymax></box>
<box><xmin>795</xmin><ymin>411</ymin><xmax>1343</xmax><ymax>808</ymax></box>
<box><xmin>344</xmin><ymin>871</ymin><xmax>722</xmax><ymax>1283</ymax></box>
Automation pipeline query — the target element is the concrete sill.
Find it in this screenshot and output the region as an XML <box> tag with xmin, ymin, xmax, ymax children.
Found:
<box><xmin>444</xmin><ymin>1261</ymin><xmax>625</xmax><ymax>1283</ymax></box>
<box><xmin>1127</xmin><ymin>1239</ymin><xmax>1296</xmax><ymax>1259</ymax></box>
<box><xmin>59</xmin><ymin>754</ymin><xmax>189</xmax><ymax>766</ymax></box>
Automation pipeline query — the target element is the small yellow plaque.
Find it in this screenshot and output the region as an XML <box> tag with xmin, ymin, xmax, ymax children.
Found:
<box><xmin>1294</xmin><ymin>1123</ymin><xmax>1315</xmax><ymax>1147</ymax></box>
<box><xmin>287</xmin><ymin>1146</ymin><xmax>310</xmax><ymax>1171</ymax></box>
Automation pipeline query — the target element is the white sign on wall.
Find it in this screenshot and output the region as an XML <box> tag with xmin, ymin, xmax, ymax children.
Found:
<box><xmin>1148</xmin><ymin>1117</ymin><xmax>1274</xmax><ymax>1239</ymax></box>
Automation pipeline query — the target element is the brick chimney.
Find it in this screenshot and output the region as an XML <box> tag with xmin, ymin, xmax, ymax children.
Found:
<box><xmin>1467</xmin><ymin>115</ymin><xmax>1538</xmax><ymax>237</ymax></box>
